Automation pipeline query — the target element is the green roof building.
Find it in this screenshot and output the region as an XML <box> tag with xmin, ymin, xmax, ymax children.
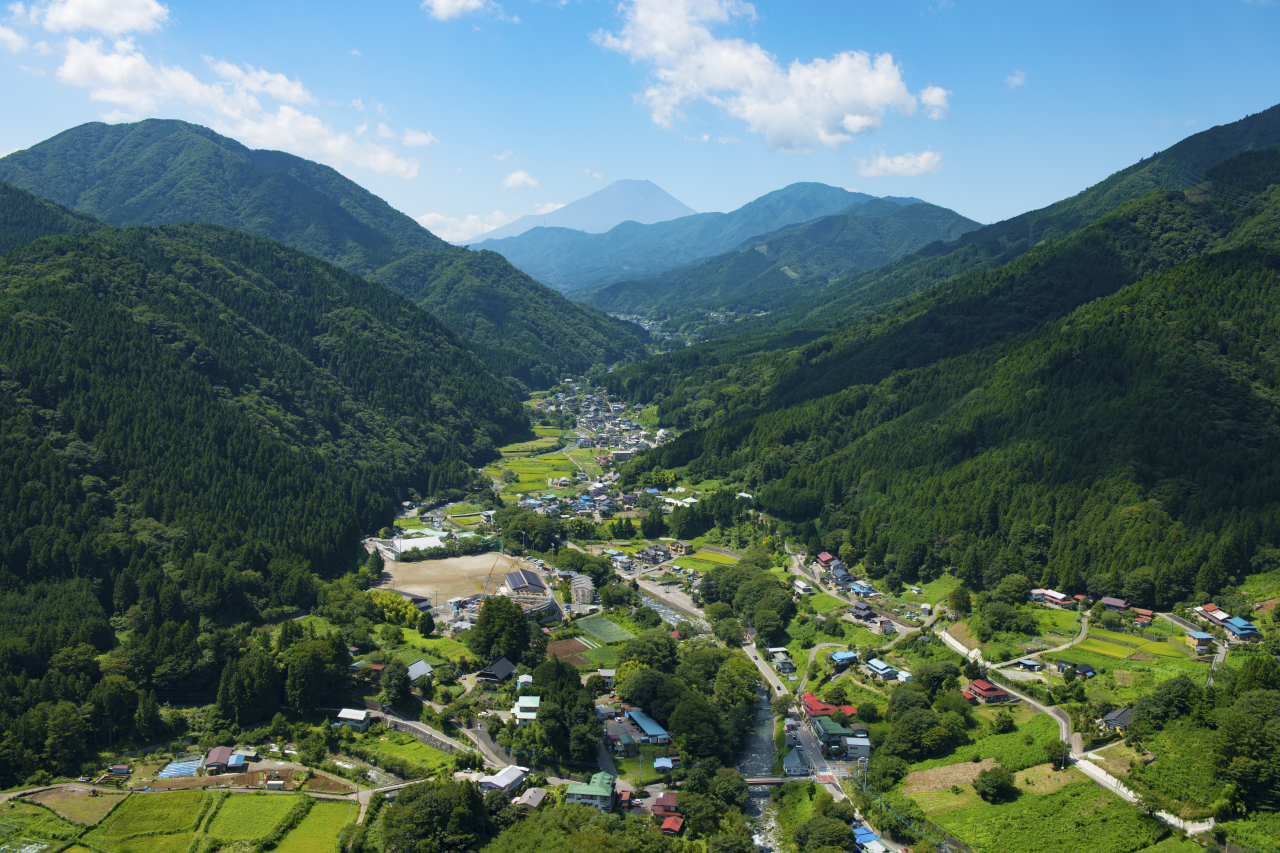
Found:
<box><xmin>566</xmin><ymin>772</ymin><xmax>615</xmax><ymax>811</ymax></box>
<box><xmin>816</xmin><ymin>716</ymin><xmax>853</xmax><ymax>745</ymax></box>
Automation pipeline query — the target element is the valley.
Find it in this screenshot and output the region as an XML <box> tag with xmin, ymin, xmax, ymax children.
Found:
<box><xmin>1</xmin><ymin>89</ymin><xmax>1279</xmax><ymax>853</ymax></box>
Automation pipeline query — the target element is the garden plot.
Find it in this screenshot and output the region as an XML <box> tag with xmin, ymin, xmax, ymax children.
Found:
<box><xmin>1088</xmin><ymin>629</ymin><xmax>1186</xmax><ymax>658</ymax></box>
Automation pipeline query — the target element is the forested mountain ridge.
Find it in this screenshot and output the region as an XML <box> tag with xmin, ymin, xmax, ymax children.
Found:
<box><xmin>575</xmin><ymin>198</ymin><xmax>980</xmax><ymax>317</ymax></box>
<box><xmin>0</xmin><ymin>184</ymin><xmax>526</xmax><ymax>654</ymax></box>
<box><xmin>615</xmin><ymin>157</ymin><xmax>1280</xmax><ymax>609</ymax></box>
<box><xmin>0</xmin><ymin>120</ymin><xmax>648</xmax><ymax>388</ymax></box>
<box><xmin>687</xmin><ymin>102</ymin><xmax>1280</xmax><ymax>350</ymax></box>
<box><xmin>0</xmin><ymin>181</ymin><xmax>103</xmax><ymax>253</ymax></box>
<box><xmin>472</xmin><ymin>182</ymin><xmax>922</xmax><ymax>291</ymax></box>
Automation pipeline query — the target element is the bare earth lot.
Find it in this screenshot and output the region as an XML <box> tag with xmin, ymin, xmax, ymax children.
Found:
<box><xmin>546</xmin><ymin>638</ymin><xmax>591</xmax><ymax>666</ymax></box>
<box><xmin>378</xmin><ymin>553</ymin><xmax>522</xmax><ymax>599</ymax></box>
<box><xmin>903</xmin><ymin>759</ymin><xmax>999</xmax><ymax>792</ymax></box>
<box><xmin>29</xmin><ymin>787</ymin><xmax>128</xmax><ymax>824</ymax></box>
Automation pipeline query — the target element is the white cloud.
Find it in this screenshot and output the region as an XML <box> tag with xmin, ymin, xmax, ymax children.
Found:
<box><xmin>350</xmin><ymin>49</ymin><xmax>361</xmax><ymax>56</ymax></box>
<box><xmin>403</xmin><ymin>128</ymin><xmax>439</xmax><ymax>146</ymax></box>
<box><xmin>919</xmin><ymin>85</ymin><xmax>950</xmax><ymax>119</ymax></box>
<box><xmin>421</xmin><ymin>0</ymin><xmax>506</xmax><ymax>20</ymax></box>
<box><xmin>494</xmin><ymin>149</ymin><xmax>513</xmax><ymax>160</ymax></box>
<box><xmin>20</xmin><ymin>62</ymin><xmax>45</xmax><ymax>74</ymax></box>
<box><xmin>351</xmin><ymin>97</ymin><xmax>364</xmax><ymax>110</ymax></box>
<box><xmin>377</xmin><ymin>122</ymin><xmax>394</xmax><ymax>138</ymax></box>
<box><xmin>502</xmin><ymin>169</ymin><xmax>538</xmax><ymax>189</ymax></box>
<box><xmin>56</xmin><ymin>37</ymin><xmax>419</xmax><ymax>178</ymax></box>
<box><xmin>1005</xmin><ymin>70</ymin><xmax>1026</xmax><ymax>90</ymax></box>
<box><xmin>583</xmin><ymin>167</ymin><xmax>602</xmax><ymax>179</ymax></box>
<box><xmin>534</xmin><ymin>202</ymin><xmax>565</xmax><ymax>214</ymax></box>
<box><xmin>354</xmin><ymin>122</ymin><xmax>368</xmax><ymax>135</ymax></box>
<box><xmin>207</xmin><ymin>58</ymin><xmax>313</xmax><ymax>105</ymax></box>
<box><xmin>0</xmin><ymin>24</ymin><xmax>27</xmax><ymax>50</ymax></box>
<box><xmin>594</xmin><ymin>0</ymin><xmax>943</xmax><ymax>151</ymax></box>
<box><xmin>416</xmin><ymin>209</ymin><xmax>512</xmax><ymax>243</ymax></box>
<box><xmin>857</xmin><ymin>149</ymin><xmax>942</xmax><ymax>177</ymax></box>
<box><xmin>35</xmin><ymin>0</ymin><xmax>170</xmax><ymax>36</ymax></box>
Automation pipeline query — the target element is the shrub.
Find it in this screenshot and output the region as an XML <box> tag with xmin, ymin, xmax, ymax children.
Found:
<box><xmin>973</xmin><ymin>766</ymin><xmax>1018</xmax><ymax>803</ymax></box>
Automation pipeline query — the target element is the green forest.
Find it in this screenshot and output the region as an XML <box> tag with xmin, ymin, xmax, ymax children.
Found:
<box><xmin>0</xmin><ymin>182</ymin><xmax>530</xmax><ymax>783</ymax></box>
<box><xmin>0</xmin><ymin>120</ymin><xmax>650</xmax><ymax>388</ymax></box>
<box><xmin>611</xmin><ymin>147</ymin><xmax>1280</xmax><ymax>610</ymax></box>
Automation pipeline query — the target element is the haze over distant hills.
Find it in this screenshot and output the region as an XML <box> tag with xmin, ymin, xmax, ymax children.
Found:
<box><xmin>0</xmin><ymin>120</ymin><xmax>649</xmax><ymax>389</ymax></box>
<box><xmin>472</xmin><ymin>179</ymin><xmax>697</xmax><ymax>243</ymax></box>
<box><xmin>472</xmin><ymin>182</ymin><xmax>925</xmax><ymax>291</ymax></box>
<box><xmin>577</xmin><ymin>197</ymin><xmax>981</xmax><ymax>317</ymax></box>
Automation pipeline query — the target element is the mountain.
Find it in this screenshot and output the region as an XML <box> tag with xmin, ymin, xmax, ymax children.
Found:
<box><xmin>471</xmin><ymin>182</ymin><xmax>922</xmax><ymax>291</ymax></box>
<box><xmin>0</xmin><ymin>120</ymin><xmax>649</xmax><ymax>388</ymax></box>
<box><xmin>575</xmin><ymin>198</ymin><xmax>980</xmax><ymax>318</ymax></box>
<box><xmin>687</xmin><ymin>103</ymin><xmax>1280</xmax><ymax>351</ymax></box>
<box><xmin>612</xmin><ymin>143</ymin><xmax>1280</xmax><ymax>616</ymax></box>
<box><xmin>0</xmin><ymin>178</ymin><xmax>524</xmax><ymax>669</ymax></box>
<box><xmin>472</xmin><ymin>179</ymin><xmax>697</xmax><ymax>242</ymax></box>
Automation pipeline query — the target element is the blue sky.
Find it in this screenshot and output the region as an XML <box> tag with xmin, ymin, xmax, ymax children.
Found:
<box><xmin>2</xmin><ymin>0</ymin><xmax>1278</xmax><ymax>242</ymax></box>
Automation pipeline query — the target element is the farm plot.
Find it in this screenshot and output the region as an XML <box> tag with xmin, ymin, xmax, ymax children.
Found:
<box><xmin>28</xmin><ymin>788</ymin><xmax>128</xmax><ymax>825</ymax></box>
<box><xmin>0</xmin><ymin>801</ymin><xmax>81</xmax><ymax>847</ymax></box>
<box><xmin>579</xmin><ymin>618</ymin><xmax>634</xmax><ymax>643</ymax></box>
<box><xmin>206</xmin><ymin>794</ymin><xmax>299</xmax><ymax>841</ymax></box>
<box><xmin>546</xmin><ymin>638</ymin><xmax>591</xmax><ymax>666</ymax></box>
<box><xmin>1088</xmin><ymin>629</ymin><xmax>1186</xmax><ymax>658</ymax></box>
<box><xmin>90</xmin><ymin>790</ymin><xmax>206</xmax><ymax>839</ymax></box>
<box><xmin>106</xmin><ymin>834</ymin><xmax>197</xmax><ymax>853</ymax></box>
<box><xmin>808</xmin><ymin>594</ymin><xmax>845</xmax><ymax>615</ymax></box>
<box><xmin>677</xmin><ymin>550</ymin><xmax>738</xmax><ymax>565</ymax></box>
<box><xmin>1074</xmin><ymin>638</ymin><xmax>1133</xmax><ymax>658</ymax></box>
<box><xmin>273</xmin><ymin>802</ymin><xmax>355</xmax><ymax>853</ymax></box>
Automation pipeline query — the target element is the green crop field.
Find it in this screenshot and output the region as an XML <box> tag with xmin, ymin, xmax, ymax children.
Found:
<box><xmin>207</xmin><ymin>795</ymin><xmax>298</xmax><ymax>840</ymax></box>
<box><xmin>931</xmin><ymin>781</ymin><xmax>1166</xmax><ymax>853</ymax></box>
<box><xmin>92</xmin><ymin>791</ymin><xmax>206</xmax><ymax>839</ymax></box>
<box><xmin>808</xmin><ymin>594</ymin><xmax>845</xmax><ymax>615</ymax></box>
<box><xmin>274</xmin><ymin>802</ymin><xmax>355</xmax><ymax>853</ymax></box>
<box><xmin>0</xmin><ymin>802</ymin><xmax>81</xmax><ymax>844</ymax></box>
<box><xmin>582</xmin><ymin>645</ymin><xmax>618</xmax><ymax>666</ymax></box>
<box><xmin>1237</xmin><ymin>567</ymin><xmax>1280</xmax><ymax>602</ymax></box>
<box><xmin>531</xmin><ymin>427</ymin><xmax>572</xmax><ymax>437</ymax></box>
<box><xmin>910</xmin><ymin>713</ymin><xmax>1060</xmax><ymax>773</ymax></box>
<box><xmin>580</xmin><ymin>617</ymin><xmax>634</xmax><ymax>643</ymax></box>
<box><xmin>108</xmin><ymin>833</ymin><xmax>197</xmax><ymax>853</ymax></box>
<box><xmin>671</xmin><ymin>557</ymin><xmax>722</xmax><ymax>572</ymax></box>
<box><xmin>1075</xmin><ymin>638</ymin><xmax>1132</xmax><ymax>658</ymax></box>
<box><xmin>361</xmin><ymin>736</ymin><xmax>454</xmax><ymax>775</ymax></box>
<box><xmin>1089</xmin><ymin>629</ymin><xmax>1186</xmax><ymax>658</ymax></box>
<box><xmin>1034</xmin><ymin>608</ymin><xmax>1080</xmax><ymax>637</ymax></box>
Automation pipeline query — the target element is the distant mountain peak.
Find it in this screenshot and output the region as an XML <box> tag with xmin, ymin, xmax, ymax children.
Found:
<box><xmin>469</xmin><ymin>178</ymin><xmax>696</xmax><ymax>243</ymax></box>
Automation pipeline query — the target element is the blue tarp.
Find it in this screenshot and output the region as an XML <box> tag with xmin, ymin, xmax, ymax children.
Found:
<box><xmin>157</xmin><ymin>760</ymin><xmax>200</xmax><ymax>778</ymax></box>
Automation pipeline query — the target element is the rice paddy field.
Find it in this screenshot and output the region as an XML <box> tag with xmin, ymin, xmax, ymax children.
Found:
<box><xmin>676</xmin><ymin>550</ymin><xmax>739</xmax><ymax>565</ymax></box>
<box><xmin>207</xmin><ymin>794</ymin><xmax>298</xmax><ymax>841</ymax></box>
<box><xmin>498</xmin><ymin>434</ymin><xmax>564</xmax><ymax>457</ymax></box>
<box><xmin>271</xmin><ymin>802</ymin><xmax>355</xmax><ymax>853</ymax></box>
<box><xmin>579</xmin><ymin>617</ymin><xmax>635</xmax><ymax>643</ymax></box>
<box><xmin>90</xmin><ymin>790</ymin><xmax>207</xmax><ymax>840</ymax></box>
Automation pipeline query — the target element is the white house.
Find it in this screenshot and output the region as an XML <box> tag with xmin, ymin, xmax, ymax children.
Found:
<box><xmin>480</xmin><ymin>765</ymin><xmax>527</xmax><ymax>795</ymax></box>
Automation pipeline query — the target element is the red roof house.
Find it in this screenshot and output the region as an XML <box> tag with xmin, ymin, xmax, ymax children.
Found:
<box><xmin>817</xmin><ymin>552</ymin><xmax>835</xmax><ymax>567</ymax></box>
<box><xmin>661</xmin><ymin>816</ymin><xmax>684</xmax><ymax>835</ymax></box>
<box><xmin>966</xmin><ymin>679</ymin><xmax>1012</xmax><ymax>704</ymax></box>
<box><xmin>800</xmin><ymin>693</ymin><xmax>856</xmax><ymax>719</ymax></box>
<box><xmin>653</xmin><ymin>792</ymin><xmax>681</xmax><ymax>817</ymax></box>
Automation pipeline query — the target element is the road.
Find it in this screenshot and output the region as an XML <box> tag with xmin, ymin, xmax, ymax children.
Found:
<box><xmin>935</xmin><ymin>626</ymin><xmax>1216</xmax><ymax>836</ymax></box>
<box><xmin>1158</xmin><ymin>611</ymin><xmax>1226</xmax><ymax>684</ymax></box>
<box><xmin>987</xmin><ymin>611</ymin><xmax>1091</xmax><ymax>670</ymax></box>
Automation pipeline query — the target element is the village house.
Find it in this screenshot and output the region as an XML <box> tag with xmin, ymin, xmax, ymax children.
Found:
<box><xmin>964</xmin><ymin>679</ymin><xmax>1012</xmax><ymax>704</ymax></box>
<box><xmin>333</xmin><ymin>708</ymin><xmax>371</xmax><ymax>732</ymax></box>
<box><xmin>671</xmin><ymin>541</ymin><xmax>695</xmax><ymax>557</ymax></box>
<box><xmin>565</xmin><ymin>772</ymin><xmax>615</xmax><ymax>811</ymax></box>
<box><xmin>783</xmin><ymin>748</ymin><xmax>810</xmax><ymax>776</ymax></box>
<box><xmin>512</xmin><ymin>695</ymin><xmax>540</xmax><ymax>726</ymax></box>
<box><xmin>1186</xmin><ymin>631</ymin><xmax>1214</xmax><ymax>653</ymax></box>
<box><xmin>477</xmin><ymin>656</ymin><xmax>517</xmax><ymax>690</ymax></box>
<box><xmin>1099</xmin><ymin>596</ymin><xmax>1129</xmax><ymax>613</ymax></box>
<box><xmin>480</xmin><ymin>765</ymin><xmax>526</xmax><ymax>795</ymax></box>
<box><xmin>512</xmin><ymin>788</ymin><xmax>547</xmax><ymax>813</ymax></box>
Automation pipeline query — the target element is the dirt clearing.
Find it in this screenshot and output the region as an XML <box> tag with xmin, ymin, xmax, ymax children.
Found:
<box><xmin>903</xmin><ymin>759</ymin><xmax>998</xmax><ymax>792</ymax></box>
<box><xmin>378</xmin><ymin>553</ymin><xmax>527</xmax><ymax>600</ymax></box>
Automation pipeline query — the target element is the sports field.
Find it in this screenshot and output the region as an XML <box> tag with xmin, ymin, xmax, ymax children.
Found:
<box><xmin>378</xmin><ymin>552</ymin><xmax>520</xmax><ymax>599</ymax></box>
<box><xmin>579</xmin><ymin>617</ymin><xmax>634</xmax><ymax>643</ymax></box>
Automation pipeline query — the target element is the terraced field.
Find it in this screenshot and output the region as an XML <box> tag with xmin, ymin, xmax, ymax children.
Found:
<box><xmin>1088</xmin><ymin>629</ymin><xmax>1186</xmax><ymax>658</ymax></box>
<box><xmin>207</xmin><ymin>794</ymin><xmax>299</xmax><ymax>840</ymax></box>
<box><xmin>90</xmin><ymin>790</ymin><xmax>206</xmax><ymax>839</ymax></box>
<box><xmin>273</xmin><ymin>802</ymin><xmax>355</xmax><ymax>853</ymax></box>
